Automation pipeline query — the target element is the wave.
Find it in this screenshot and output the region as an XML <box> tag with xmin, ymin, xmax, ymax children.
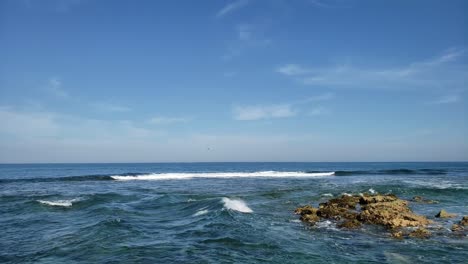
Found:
<box><xmin>37</xmin><ymin>198</ymin><xmax>81</xmax><ymax>207</ymax></box>
<box><xmin>110</xmin><ymin>171</ymin><xmax>334</xmax><ymax>181</ymax></box>
<box><xmin>327</xmin><ymin>169</ymin><xmax>448</xmax><ymax>176</ymax></box>
<box><xmin>193</xmin><ymin>208</ymin><xmax>210</xmax><ymax>216</ymax></box>
<box><xmin>221</xmin><ymin>197</ymin><xmax>253</xmax><ymax>213</ymax></box>
<box><xmin>0</xmin><ymin>168</ymin><xmax>447</xmax><ymax>183</ymax></box>
<box><xmin>0</xmin><ymin>174</ymin><xmax>114</xmax><ymax>183</ymax></box>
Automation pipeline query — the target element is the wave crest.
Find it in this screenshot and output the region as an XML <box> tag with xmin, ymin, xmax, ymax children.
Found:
<box><xmin>110</xmin><ymin>171</ymin><xmax>334</xmax><ymax>181</ymax></box>
<box><xmin>37</xmin><ymin>198</ymin><xmax>80</xmax><ymax>207</ymax></box>
<box><xmin>222</xmin><ymin>197</ymin><xmax>253</xmax><ymax>213</ymax></box>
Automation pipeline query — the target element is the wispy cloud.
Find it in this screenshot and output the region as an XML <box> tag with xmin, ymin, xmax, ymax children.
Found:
<box><xmin>308</xmin><ymin>106</ymin><xmax>329</xmax><ymax>116</ymax></box>
<box><xmin>92</xmin><ymin>102</ymin><xmax>131</xmax><ymax>112</ymax></box>
<box><xmin>222</xmin><ymin>23</ymin><xmax>271</xmax><ymax>60</ymax></box>
<box><xmin>0</xmin><ymin>106</ymin><xmax>155</xmax><ymax>142</ymax></box>
<box><xmin>277</xmin><ymin>64</ymin><xmax>312</xmax><ymax>76</ymax></box>
<box><xmin>277</xmin><ymin>48</ymin><xmax>467</xmax><ymax>90</ymax></box>
<box><xmin>148</xmin><ymin>116</ymin><xmax>189</xmax><ymax>125</ymax></box>
<box><xmin>216</xmin><ymin>0</ymin><xmax>249</xmax><ymax>18</ymax></box>
<box><xmin>46</xmin><ymin>77</ymin><xmax>69</xmax><ymax>98</ymax></box>
<box><xmin>233</xmin><ymin>92</ymin><xmax>333</xmax><ymax>121</ymax></box>
<box><xmin>233</xmin><ymin>104</ymin><xmax>296</xmax><ymax>121</ymax></box>
<box><xmin>430</xmin><ymin>95</ymin><xmax>461</xmax><ymax>105</ymax></box>
<box><xmin>0</xmin><ymin>106</ymin><xmax>60</xmax><ymax>138</ymax></box>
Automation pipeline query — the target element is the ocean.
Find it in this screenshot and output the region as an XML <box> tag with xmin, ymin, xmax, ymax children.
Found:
<box><xmin>1</xmin><ymin>162</ymin><xmax>467</xmax><ymax>263</ymax></box>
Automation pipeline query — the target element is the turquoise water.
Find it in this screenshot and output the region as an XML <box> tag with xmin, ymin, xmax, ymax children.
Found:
<box><xmin>1</xmin><ymin>162</ymin><xmax>467</xmax><ymax>263</ymax></box>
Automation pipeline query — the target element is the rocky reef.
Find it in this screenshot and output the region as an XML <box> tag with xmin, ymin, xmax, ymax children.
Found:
<box><xmin>295</xmin><ymin>193</ymin><xmax>467</xmax><ymax>239</ymax></box>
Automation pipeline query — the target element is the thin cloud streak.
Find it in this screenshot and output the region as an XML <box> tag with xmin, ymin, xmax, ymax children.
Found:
<box><xmin>233</xmin><ymin>93</ymin><xmax>333</xmax><ymax>121</ymax></box>
<box><xmin>148</xmin><ymin>116</ymin><xmax>189</xmax><ymax>125</ymax></box>
<box><xmin>92</xmin><ymin>102</ymin><xmax>132</xmax><ymax>112</ymax></box>
<box><xmin>233</xmin><ymin>104</ymin><xmax>296</xmax><ymax>121</ymax></box>
<box><xmin>277</xmin><ymin>48</ymin><xmax>467</xmax><ymax>90</ymax></box>
<box><xmin>430</xmin><ymin>95</ymin><xmax>461</xmax><ymax>105</ymax></box>
<box><xmin>216</xmin><ymin>0</ymin><xmax>249</xmax><ymax>18</ymax></box>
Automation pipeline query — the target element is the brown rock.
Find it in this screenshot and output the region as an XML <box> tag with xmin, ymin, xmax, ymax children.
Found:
<box><xmin>451</xmin><ymin>224</ymin><xmax>463</xmax><ymax>232</ymax></box>
<box><xmin>294</xmin><ymin>205</ymin><xmax>318</xmax><ymax>215</ymax></box>
<box><xmin>338</xmin><ymin>219</ymin><xmax>362</xmax><ymax>229</ymax></box>
<box><xmin>300</xmin><ymin>213</ymin><xmax>320</xmax><ymax>224</ymax></box>
<box><xmin>460</xmin><ymin>216</ymin><xmax>468</xmax><ymax>226</ymax></box>
<box><xmin>412</xmin><ymin>196</ymin><xmax>438</xmax><ymax>204</ymax></box>
<box><xmin>358</xmin><ymin>200</ymin><xmax>430</xmax><ymax>229</ymax></box>
<box><xmin>295</xmin><ymin>194</ymin><xmax>431</xmax><ymax>234</ymax></box>
<box><xmin>359</xmin><ymin>194</ymin><xmax>398</xmax><ymax>205</ymax></box>
<box><xmin>435</xmin><ymin>209</ymin><xmax>457</xmax><ymax>218</ymax></box>
<box><xmin>409</xmin><ymin>228</ymin><xmax>431</xmax><ymax>239</ymax></box>
<box><xmin>391</xmin><ymin>231</ymin><xmax>404</xmax><ymax>239</ymax></box>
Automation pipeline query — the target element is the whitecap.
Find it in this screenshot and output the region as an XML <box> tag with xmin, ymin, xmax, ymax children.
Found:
<box><xmin>369</xmin><ymin>188</ymin><xmax>376</xmax><ymax>194</ymax></box>
<box><xmin>221</xmin><ymin>197</ymin><xmax>253</xmax><ymax>213</ymax></box>
<box><xmin>193</xmin><ymin>209</ymin><xmax>209</xmax><ymax>216</ymax></box>
<box><xmin>110</xmin><ymin>171</ymin><xmax>335</xmax><ymax>181</ymax></box>
<box><xmin>322</xmin><ymin>193</ymin><xmax>333</xmax><ymax>197</ymax></box>
<box><xmin>37</xmin><ymin>198</ymin><xmax>80</xmax><ymax>207</ymax></box>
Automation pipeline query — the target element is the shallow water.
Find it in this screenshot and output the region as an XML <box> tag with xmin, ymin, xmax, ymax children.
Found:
<box><xmin>1</xmin><ymin>162</ymin><xmax>467</xmax><ymax>263</ymax></box>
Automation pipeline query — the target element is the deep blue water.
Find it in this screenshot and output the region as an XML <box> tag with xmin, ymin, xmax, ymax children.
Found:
<box><xmin>1</xmin><ymin>162</ymin><xmax>467</xmax><ymax>263</ymax></box>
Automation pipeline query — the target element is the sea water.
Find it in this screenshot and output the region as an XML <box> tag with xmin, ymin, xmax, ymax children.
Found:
<box><xmin>1</xmin><ymin>162</ymin><xmax>467</xmax><ymax>263</ymax></box>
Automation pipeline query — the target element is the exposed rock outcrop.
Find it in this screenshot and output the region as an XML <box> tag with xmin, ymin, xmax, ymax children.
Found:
<box><xmin>460</xmin><ymin>216</ymin><xmax>468</xmax><ymax>226</ymax></box>
<box><xmin>435</xmin><ymin>209</ymin><xmax>457</xmax><ymax>218</ymax></box>
<box><xmin>295</xmin><ymin>194</ymin><xmax>433</xmax><ymax>237</ymax></box>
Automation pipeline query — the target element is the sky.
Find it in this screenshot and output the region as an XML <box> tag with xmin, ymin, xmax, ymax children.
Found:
<box><xmin>0</xmin><ymin>0</ymin><xmax>467</xmax><ymax>163</ymax></box>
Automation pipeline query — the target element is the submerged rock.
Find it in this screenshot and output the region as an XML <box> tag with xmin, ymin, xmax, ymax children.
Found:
<box><xmin>390</xmin><ymin>231</ymin><xmax>404</xmax><ymax>239</ymax></box>
<box><xmin>460</xmin><ymin>216</ymin><xmax>468</xmax><ymax>226</ymax></box>
<box><xmin>338</xmin><ymin>219</ymin><xmax>362</xmax><ymax>229</ymax></box>
<box><xmin>412</xmin><ymin>196</ymin><xmax>438</xmax><ymax>204</ymax></box>
<box><xmin>451</xmin><ymin>216</ymin><xmax>468</xmax><ymax>232</ymax></box>
<box><xmin>451</xmin><ymin>224</ymin><xmax>463</xmax><ymax>232</ymax></box>
<box><xmin>409</xmin><ymin>228</ymin><xmax>431</xmax><ymax>239</ymax></box>
<box><xmin>435</xmin><ymin>209</ymin><xmax>457</xmax><ymax>218</ymax></box>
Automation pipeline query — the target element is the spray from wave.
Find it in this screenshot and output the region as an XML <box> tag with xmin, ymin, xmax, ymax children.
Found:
<box><xmin>110</xmin><ymin>171</ymin><xmax>334</xmax><ymax>181</ymax></box>
<box><xmin>221</xmin><ymin>197</ymin><xmax>253</xmax><ymax>213</ymax></box>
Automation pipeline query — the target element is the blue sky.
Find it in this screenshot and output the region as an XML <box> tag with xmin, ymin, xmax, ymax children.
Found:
<box><xmin>0</xmin><ymin>0</ymin><xmax>467</xmax><ymax>162</ymax></box>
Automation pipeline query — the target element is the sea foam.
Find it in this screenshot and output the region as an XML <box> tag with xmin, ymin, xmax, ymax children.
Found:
<box><xmin>222</xmin><ymin>197</ymin><xmax>253</xmax><ymax>213</ymax></box>
<box><xmin>37</xmin><ymin>198</ymin><xmax>80</xmax><ymax>207</ymax></box>
<box><xmin>193</xmin><ymin>209</ymin><xmax>209</xmax><ymax>216</ymax></box>
<box><xmin>110</xmin><ymin>171</ymin><xmax>334</xmax><ymax>181</ymax></box>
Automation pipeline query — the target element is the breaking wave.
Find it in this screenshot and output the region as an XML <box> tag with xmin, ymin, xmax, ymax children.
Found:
<box><xmin>221</xmin><ymin>197</ymin><xmax>253</xmax><ymax>213</ymax></box>
<box><xmin>110</xmin><ymin>171</ymin><xmax>334</xmax><ymax>181</ymax></box>
<box><xmin>326</xmin><ymin>169</ymin><xmax>448</xmax><ymax>176</ymax></box>
<box><xmin>37</xmin><ymin>198</ymin><xmax>81</xmax><ymax>207</ymax></box>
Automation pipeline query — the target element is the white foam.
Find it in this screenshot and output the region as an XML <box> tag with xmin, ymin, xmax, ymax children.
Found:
<box><xmin>37</xmin><ymin>198</ymin><xmax>80</xmax><ymax>207</ymax></box>
<box><xmin>222</xmin><ymin>197</ymin><xmax>253</xmax><ymax>213</ymax></box>
<box><xmin>111</xmin><ymin>171</ymin><xmax>334</xmax><ymax>181</ymax></box>
<box><xmin>322</xmin><ymin>193</ymin><xmax>333</xmax><ymax>197</ymax></box>
<box><xmin>193</xmin><ymin>209</ymin><xmax>209</xmax><ymax>216</ymax></box>
<box><xmin>404</xmin><ymin>180</ymin><xmax>467</xmax><ymax>190</ymax></box>
<box><xmin>369</xmin><ymin>188</ymin><xmax>376</xmax><ymax>194</ymax></box>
